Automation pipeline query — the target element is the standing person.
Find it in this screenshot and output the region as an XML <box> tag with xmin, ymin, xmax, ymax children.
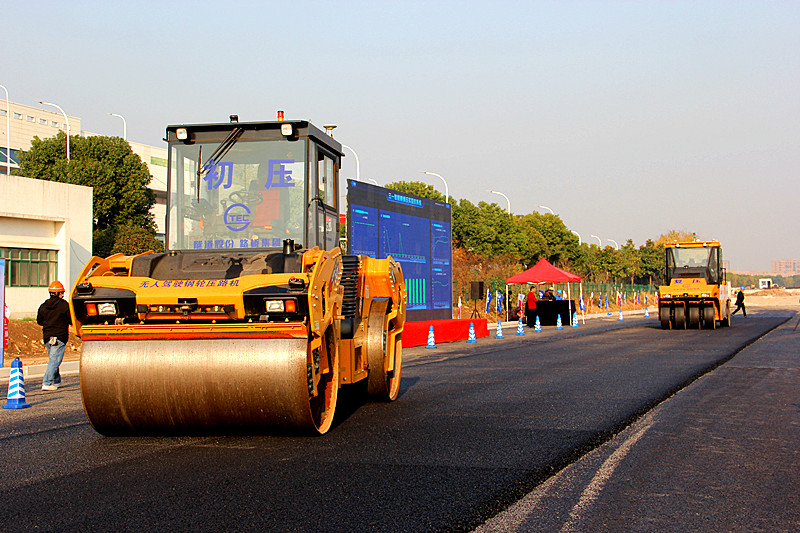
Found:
<box><xmin>37</xmin><ymin>281</ymin><xmax>72</xmax><ymax>391</ymax></box>
<box><xmin>525</xmin><ymin>286</ymin><xmax>538</xmax><ymax>327</ymax></box>
<box><xmin>732</xmin><ymin>289</ymin><xmax>747</xmax><ymax>318</ymax></box>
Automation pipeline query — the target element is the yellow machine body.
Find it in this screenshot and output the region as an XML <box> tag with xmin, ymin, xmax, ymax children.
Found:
<box><xmin>657</xmin><ymin>240</ymin><xmax>731</xmax><ymax>329</ymax></box>
<box><xmin>69</xmin><ymin>119</ymin><xmax>406</xmax><ymax>435</ymax></box>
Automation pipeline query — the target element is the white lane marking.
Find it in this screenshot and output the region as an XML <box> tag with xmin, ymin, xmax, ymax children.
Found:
<box><xmin>559</xmin><ymin>417</ymin><xmax>655</xmax><ymax>532</ymax></box>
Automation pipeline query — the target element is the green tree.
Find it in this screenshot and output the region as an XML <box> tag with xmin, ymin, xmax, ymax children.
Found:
<box><xmin>17</xmin><ymin>132</ymin><xmax>158</xmax><ymax>255</ymax></box>
<box><xmin>111</xmin><ymin>225</ymin><xmax>165</xmax><ymax>256</ymax></box>
<box><xmin>452</xmin><ymin>199</ymin><xmax>527</xmax><ymax>257</ymax></box>
<box><xmin>515</xmin><ymin>212</ymin><xmax>579</xmax><ymax>267</ymax></box>
<box><xmin>637</xmin><ymin>239</ymin><xmax>664</xmax><ymax>285</ymax></box>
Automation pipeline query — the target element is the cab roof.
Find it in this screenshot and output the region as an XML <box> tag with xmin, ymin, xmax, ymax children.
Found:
<box><xmin>664</xmin><ymin>241</ymin><xmax>721</xmax><ymax>248</ymax></box>
<box><xmin>164</xmin><ymin>119</ymin><xmax>344</xmax><ymax>157</ymax></box>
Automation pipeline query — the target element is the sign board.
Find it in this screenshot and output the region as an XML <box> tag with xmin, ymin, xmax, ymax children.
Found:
<box><xmin>347</xmin><ymin>180</ymin><xmax>452</xmax><ymax>321</ymax></box>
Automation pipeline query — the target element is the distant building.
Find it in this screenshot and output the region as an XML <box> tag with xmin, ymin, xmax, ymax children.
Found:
<box><xmin>1</xmin><ymin>99</ymin><xmax>167</xmax><ymax>239</ymax></box>
<box><xmin>771</xmin><ymin>259</ymin><xmax>800</xmax><ymax>277</ymax></box>
<box><xmin>0</xmin><ymin>101</ymin><xmax>81</xmax><ymax>174</ymax></box>
<box><xmin>0</xmin><ymin>175</ymin><xmax>92</xmax><ymax>318</ymax></box>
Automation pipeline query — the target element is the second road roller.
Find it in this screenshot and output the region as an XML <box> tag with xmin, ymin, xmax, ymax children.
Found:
<box><xmin>69</xmin><ymin>115</ymin><xmax>406</xmax><ymax>435</ymax></box>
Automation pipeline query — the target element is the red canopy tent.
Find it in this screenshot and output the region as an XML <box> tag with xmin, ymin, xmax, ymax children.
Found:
<box><xmin>505</xmin><ymin>258</ymin><xmax>581</xmax><ymax>284</ymax></box>
<box><xmin>505</xmin><ymin>258</ymin><xmax>582</xmax><ymax>323</ymax></box>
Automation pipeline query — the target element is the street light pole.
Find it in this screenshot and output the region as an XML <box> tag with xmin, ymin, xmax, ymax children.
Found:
<box><xmin>590</xmin><ymin>234</ymin><xmax>602</xmax><ymax>246</ymax></box>
<box><xmin>39</xmin><ymin>101</ymin><xmax>69</xmax><ymax>160</ymax></box>
<box><xmin>487</xmin><ymin>189</ymin><xmax>511</xmax><ymax>212</ymax></box>
<box><xmin>0</xmin><ymin>84</ymin><xmax>9</xmax><ymax>175</ymax></box>
<box><xmin>538</xmin><ymin>205</ymin><xmax>554</xmax><ymax>214</ymax></box>
<box><xmin>421</xmin><ymin>171</ymin><xmax>448</xmax><ymax>204</ymax></box>
<box><xmin>108</xmin><ymin>113</ymin><xmax>127</xmax><ymax>140</ymax></box>
<box><xmin>571</xmin><ymin>230</ymin><xmax>581</xmax><ymax>245</ymax></box>
<box><xmin>341</xmin><ymin>144</ymin><xmax>360</xmax><ymax>182</ymax></box>
<box><xmin>607</xmin><ymin>239</ymin><xmax>619</xmax><ymax>250</ymax></box>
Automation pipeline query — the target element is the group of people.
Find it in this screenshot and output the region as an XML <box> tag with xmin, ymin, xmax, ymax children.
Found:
<box><xmin>511</xmin><ymin>286</ymin><xmax>561</xmax><ymax>327</ymax></box>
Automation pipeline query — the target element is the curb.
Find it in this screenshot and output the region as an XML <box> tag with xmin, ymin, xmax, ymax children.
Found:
<box><xmin>0</xmin><ymin>360</ymin><xmax>80</xmax><ymax>383</ymax></box>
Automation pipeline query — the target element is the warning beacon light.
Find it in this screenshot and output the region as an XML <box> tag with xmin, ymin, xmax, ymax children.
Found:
<box><xmin>277</xmin><ymin>110</ymin><xmax>285</xmax><ymax>122</ymax></box>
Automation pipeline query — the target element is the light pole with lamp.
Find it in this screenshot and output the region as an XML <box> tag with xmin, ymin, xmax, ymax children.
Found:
<box><xmin>571</xmin><ymin>230</ymin><xmax>581</xmax><ymax>245</ymax></box>
<box><xmin>487</xmin><ymin>189</ymin><xmax>511</xmax><ymax>212</ymax></box>
<box><xmin>538</xmin><ymin>205</ymin><xmax>554</xmax><ymax>214</ymax></box>
<box><xmin>607</xmin><ymin>239</ymin><xmax>619</xmax><ymax>250</ymax></box>
<box><xmin>39</xmin><ymin>101</ymin><xmax>69</xmax><ymax>160</ymax></box>
<box><xmin>421</xmin><ymin>171</ymin><xmax>448</xmax><ymax>204</ymax></box>
<box><xmin>0</xmin><ymin>84</ymin><xmax>9</xmax><ymax>175</ymax></box>
<box><xmin>341</xmin><ymin>144</ymin><xmax>360</xmax><ymax>182</ymax></box>
<box><xmin>590</xmin><ymin>234</ymin><xmax>602</xmax><ymax>247</ymax></box>
<box><xmin>108</xmin><ymin>112</ymin><xmax>127</xmax><ymax>140</ymax></box>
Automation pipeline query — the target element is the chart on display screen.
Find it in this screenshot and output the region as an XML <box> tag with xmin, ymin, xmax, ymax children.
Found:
<box><xmin>347</xmin><ymin>180</ymin><xmax>452</xmax><ymax>321</ymax></box>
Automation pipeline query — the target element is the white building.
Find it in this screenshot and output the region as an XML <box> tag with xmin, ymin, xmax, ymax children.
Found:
<box><xmin>0</xmin><ymin>175</ymin><xmax>93</xmax><ymax>318</ymax></box>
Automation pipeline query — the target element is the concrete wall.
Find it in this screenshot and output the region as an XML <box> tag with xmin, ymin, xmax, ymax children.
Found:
<box><xmin>0</xmin><ymin>175</ymin><xmax>92</xmax><ymax>318</ymax></box>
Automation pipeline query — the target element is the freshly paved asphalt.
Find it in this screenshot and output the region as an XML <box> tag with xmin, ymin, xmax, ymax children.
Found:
<box><xmin>477</xmin><ymin>310</ymin><xmax>800</xmax><ymax>532</ymax></box>
<box><xmin>1</xmin><ymin>310</ymin><xmax>796</xmax><ymax>532</ymax></box>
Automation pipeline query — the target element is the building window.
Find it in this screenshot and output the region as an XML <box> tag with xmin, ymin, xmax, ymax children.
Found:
<box><xmin>0</xmin><ymin>109</ymin><xmax>6</xmax><ymax>116</ymax></box>
<box><xmin>1</xmin><ymin>248</ymin><xmax>58</xmax><ymax>288</ymax></box>
<box><xmin>39</xmin><ymin>118</ymin><xmax>47</xmax><ymax>125</ymax></box>
<box><xmin>26</xmin><ymin>115</ymin><xmax>34</xmax><ymax>122</ymax></box>
<box><xmin>52</xmin><ymin>121</ymin><xmax>59</xmax><ymax>127</ymax></box>
<box><xmin>13</xmin><ymin>112</ymin><xmax>22</xmax><ymax>119</ymax></box>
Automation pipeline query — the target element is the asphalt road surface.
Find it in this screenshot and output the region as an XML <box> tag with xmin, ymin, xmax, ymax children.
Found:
<box><xmin>1</xmin><ymin>311</ymin><xmax>794</xmax><ymax>532</ymax></box>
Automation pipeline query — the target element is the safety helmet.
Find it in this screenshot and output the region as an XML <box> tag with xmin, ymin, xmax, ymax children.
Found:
<box><xmin>48</xmin><ymin>280</ymin><xmax>65</xmax><ymax>293</ymax></box>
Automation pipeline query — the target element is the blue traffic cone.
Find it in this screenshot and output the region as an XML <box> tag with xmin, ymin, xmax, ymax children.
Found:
<box><xmin>571</xmin><ymin>312</ymin><xmax>579</xmax><ymax>328</ymax></box>
<box><xmin>3</xmin><ymin>357</ymin><xmax>31</xmax><ymax>409</ymax></box>
<box><xmin>495</xmin><ymin>319</ymin><xmax>504</xmax><ymax>339</ymax></box>
<box><xmin>516</xmin><ymin>317</ymin><xmax>525</xmax><ymax>336</ymax></box>
<box><xmin>425</xmin><ymin>325</ymin><xmax>437</xmax><ymax>348</ymax></box>
<box><xmin>556</xmin><ymin>314</ymin><xmax>563</xmax><ymax>330</ymax></box>
<box><xmin>644</xmin><ymin>306</ymin><xmax>650</xmax><ymax>317</ymax></box>
<box><xmin>534</xmin><ymin>316</ymin><xmax>542</xmax><ymax>332</ymax></box>
<box><xmin>619</xmin><ymin>309</ymin><xmax>624</xmax><ymax>321</ymax></box>
<box><xmin>467</xmin><ymin>322</ymin><xmax>478</xmax><ymax>343</ymax></box>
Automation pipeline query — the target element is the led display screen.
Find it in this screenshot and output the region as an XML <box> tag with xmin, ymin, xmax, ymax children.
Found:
<box><xmin>347</xmin><ymin>180</ymin><xmax>452</xmax><ymax>321</ymax></box>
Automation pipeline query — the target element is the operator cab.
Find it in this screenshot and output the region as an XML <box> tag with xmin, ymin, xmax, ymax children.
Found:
<box><xmin>165</xmin><ymin>117</ymin><xmax>343</xmax><ymax>254</ymax></box>
<box><xmin>665</xmin><ymin>243</ymin><xmax>724</xmax><ymax>285</ymax></box>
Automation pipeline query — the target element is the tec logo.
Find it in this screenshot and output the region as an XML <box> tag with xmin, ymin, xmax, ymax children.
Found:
<box><xmin>224</xmin><ymin>203</ymin><xmax>251</xmax><ymax>232</ymax></box>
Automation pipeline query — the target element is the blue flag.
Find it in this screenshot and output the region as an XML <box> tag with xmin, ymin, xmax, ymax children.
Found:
<box><xmin>579</xmin><ymin>293</ymin><xmax>585</xmax><ymax>311</ymax></box>
<box><xmin>605</xmin><ymin>294</ymin><xmax>609</xmax><ymax>309</ymax></box>
<box><xmin>485</xmin><ymin>288</ymin><xmax>492</xmax><ymax>313</ymax></box>
<box><xmin>496</xmin><ymin>291</ymin><xmax>503</xmax><ymax>313</ymax></box>
<box><xmin>645</xmin><ymin>294</ymin><xmax>648</xmax><ymax>306</ymax></box>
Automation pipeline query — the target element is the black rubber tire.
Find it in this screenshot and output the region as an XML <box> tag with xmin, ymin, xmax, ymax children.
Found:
<box><xmin>688</xmin><ymin>306</ymin><xmax>701</xmax><ymax>329</ymax></box>
<box><xmin>674</xmin><ymin>305</ymin><xmax>686</xmax><ymax>329</ymax></box>
<box><xmin>659</xmin><ymin>305</ymin><xmax>671</xmax><ymax>330</ymax></box>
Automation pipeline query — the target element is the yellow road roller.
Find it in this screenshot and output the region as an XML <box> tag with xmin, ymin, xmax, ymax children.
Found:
<box><xmin>658</xmin><ymin>240</ymin><xmax>731</xmax><ymax>329</ymax></box>
<box><xmin>69</xmin><ymin>116</ymin><xmax>406</xmax><ymax>435</ymax></box>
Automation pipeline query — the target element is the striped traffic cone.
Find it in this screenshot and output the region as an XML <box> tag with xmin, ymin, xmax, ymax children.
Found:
<box><xmin>556</xmin><ymin>314</ymin><xmax>563</xmax><ymax>330</ymax></box>
<box><xmin>3</xmin><ymin>357</ymin><xmax>31</xmax><ymax>409</ymax></box>
<box><xmin>495</xmin><ymin>319</ymin><xmax>504</xmax><ymax>339</ymax></box>
<box><xmin>571</xmin><ymin>312</ymin><xmax>579</xmax><ymax>328</ymax></box>
<box><xmin>516</xmin><ymin>317</ymin><xmax>525</xmax><ymax>336</ymax></box>
<box><xmin>534</xmin><ymin>316</ymin><xmax>542</xmax><ymax>332</ymax></box>
<box><xmin>425</xmin><ymin>325</ymin><xmax>437</xmax><ymax>348</ymax></box>
<box><xmin>644</xmin><ymin>306</ymin><xmax>650</xmax><ymax>317</ymax></box>
<box><xmin>467</xmin><ymin>322</ymin><xmax>478</xmax><ymax>343</ymax></box>
<box><xmin>619</xmin><ymin>309</ymin><xmax>624</xmax><ymax>321</ymax></box>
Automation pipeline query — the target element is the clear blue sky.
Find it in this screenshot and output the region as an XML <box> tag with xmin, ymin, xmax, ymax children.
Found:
<box><xmin>3</xmin><ymin>1</ymin><xmax>799</xmax><ymax>272</ymax></box>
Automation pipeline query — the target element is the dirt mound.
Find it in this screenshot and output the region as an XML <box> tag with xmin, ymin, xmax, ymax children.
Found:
<box><xmin>2</xmin><ymin>320</ymin><xmax>82</xmax><ymax>367</ymax></box>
